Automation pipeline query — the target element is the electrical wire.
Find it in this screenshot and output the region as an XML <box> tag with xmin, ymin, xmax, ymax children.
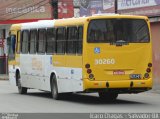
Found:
<box><xmin>0</xmin><ymin>0</ymin><xmax>27</xmax><ymax>16</ymax></box>
<box><xmin>0</xmin><ymin>0</ymin><xmax>76</xmax><ymax>22</ymax></box>
<box><xmin>0</xmin><ymin>0</ymin><xmax>20</xmax><ymax>11</ymax></box>
<box><xmin>0</xmin><ymin>0</ymin><xmax>49</xmax><ymax>19</ymax></box>
<box><xmin>0</xmin><ymin>0</ymin><xmax>50</xmax><ymax>21</ymax></box>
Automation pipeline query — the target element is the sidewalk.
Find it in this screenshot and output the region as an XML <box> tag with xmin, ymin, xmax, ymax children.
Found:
<box><xmin>150</xmin><ymin>86</ymin><xmax>160</xmax><ymax>94</ymax></box>
<box><xmin>151</xmin><ymin>90</ymin><xmax>160</xmax><ymax>94</ymax></box>
<box><xmin>0</xmin><ymin>74</ymin><xmax>9</xmax><ymax>80</ymax></box>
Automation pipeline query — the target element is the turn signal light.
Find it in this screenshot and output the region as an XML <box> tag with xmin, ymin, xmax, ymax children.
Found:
<box><xmin>148</xmin><ymin>63</ymin><xmax>152</xmax><ymax>67</ymax></box>
<box><xmin>146</xmin><ymin>68</ymin><xmax>151</xmax><ymax>73</ymax></box>
<box><xmin>87</xmin><ymin>69</ymin><xmax>92</xmax><ymax>74</ymax></box>
<box><xmin>85</xmin><ymin>64</ymin><xmax>90</xmax><ymax>69</ymax></box>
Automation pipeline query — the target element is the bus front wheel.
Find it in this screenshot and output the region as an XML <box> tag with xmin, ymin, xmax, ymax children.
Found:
<box><xmin>98</xmin><ymin>92</ymin><xmax>118</xmax><ymax>101</ymax></box>
<box><xmin>17</xmin><ymin>73</ymin><xmax>27</xmax><ymax>94</ymax></box>
<box><xmin>51</xmin><ymin>75</ymin><xmax>61</xmax><ymax>100</ymax></box>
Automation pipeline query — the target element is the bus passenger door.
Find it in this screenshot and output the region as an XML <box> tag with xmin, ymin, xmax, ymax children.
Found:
<box><xmin>8</xmin><ymin>34</ymin><xmax>16</xmax><ymax>85</ymax></box>
<box><xmin>8</xmin><ymin>30</ymin><xmax>20</xmax><ymax>86</ymax></box>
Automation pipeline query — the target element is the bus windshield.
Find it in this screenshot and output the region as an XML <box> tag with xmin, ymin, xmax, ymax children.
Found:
<box><xmin>88</xmin><ymin>19</ymin><xmax>150</xmax><ymax>43</ymax></box>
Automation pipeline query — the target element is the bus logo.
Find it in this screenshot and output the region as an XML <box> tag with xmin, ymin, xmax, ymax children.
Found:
<box><xmin>94</xmin><ymin>47</ymin><xmax>100</xmax><ymax>54</ymax></box>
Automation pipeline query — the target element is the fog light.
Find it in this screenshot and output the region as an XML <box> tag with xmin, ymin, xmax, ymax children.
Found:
<box><xmin>144</xmin><ymin>73</ymin><xmax>149</xmax><ymax>78</ymax></box>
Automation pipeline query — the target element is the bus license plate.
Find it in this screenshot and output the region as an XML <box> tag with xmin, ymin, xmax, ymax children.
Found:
<box><xmin>130</xmin><ymin>74</ymin><xmax>141</xmax><ymax>79</ymax></box>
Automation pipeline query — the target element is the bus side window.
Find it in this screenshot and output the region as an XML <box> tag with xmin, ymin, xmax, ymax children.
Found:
<box><xmin>30</xmin><ymin>30</ymin><xmax>37</xmax><ymax>54</ymax></box>
<box><xmin>21</xmin><ymin>30</ymin><xmax>29</xmax><ymax>54</ymax></box>
<box><xmin>57</xmin><ymin>27</ymin><xmax>66</xmax><ymax>54</ymax></box>
<box><xmin>67</xmin><ymin>27</ymin><xmax>77</xmax><ymax>54</ymax></box>
<box><xmin>7</xmin><ymin>34</ymin><xmax>16</xmax><ymax>60</ymax></box>
<box><xmin>77</xmin><ymin>26</ymin><xmax>83</xmax><ymax>54</ymax></box>
<box><xmin>38</xmin><ymin>29</ymin><xmax>46</xmax><ymax>54</ymax></box>
<box><xmin>46</xmin><ymin>28</ymin><xmax>56</xmax><ymax>54</ymax></box>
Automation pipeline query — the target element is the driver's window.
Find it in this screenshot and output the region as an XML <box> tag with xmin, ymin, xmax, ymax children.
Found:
<box><xmin>7</xmin><ymin>34</ymin><xmax>16</xmax><ymax>60</ymax></box>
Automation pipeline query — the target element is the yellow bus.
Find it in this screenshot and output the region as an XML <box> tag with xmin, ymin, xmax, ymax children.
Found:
<box><xmin>8</xmin><ymin>14</ymin><xmax>152</xmax><ymax>101</ymax></box>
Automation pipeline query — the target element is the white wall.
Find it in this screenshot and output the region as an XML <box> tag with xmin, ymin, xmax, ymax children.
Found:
<box><xmin>0</xmin><ymin>24</ymin><xmax>11</xmax><ymax>55</ymax></box>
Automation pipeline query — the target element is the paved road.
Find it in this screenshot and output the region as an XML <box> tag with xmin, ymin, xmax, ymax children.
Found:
<box><xmin>0</xmin><ymin>81</ymin><xmax>160</xmax><ymax>113</ymax></box>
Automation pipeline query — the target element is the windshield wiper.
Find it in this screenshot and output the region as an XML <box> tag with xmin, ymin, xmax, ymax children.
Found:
<box><xmin>110</xmin><ymin>40</ymin><xmax>129</xmax><ymax>46</ymax></box>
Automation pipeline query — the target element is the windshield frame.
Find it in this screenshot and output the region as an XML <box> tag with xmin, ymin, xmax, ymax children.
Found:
<box><xmin>87</xmin><ymin>18</ymin><xmax>150</xmax><ymax>43</ymax></box>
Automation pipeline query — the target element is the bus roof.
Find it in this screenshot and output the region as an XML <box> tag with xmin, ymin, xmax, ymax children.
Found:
<box><xmin>21</xmin><ymin>20</ymin><xmax>55</xmax><ymax>30</ymax></box>
<box><xmin>54</xmin><ymin>14</ymin><xmax>148</xmax><ymax>27</ymax></box>
<box><xmin>10</xmin><ymin>14</ymin><xmax>148</xmax><ymax>30</ymax></box>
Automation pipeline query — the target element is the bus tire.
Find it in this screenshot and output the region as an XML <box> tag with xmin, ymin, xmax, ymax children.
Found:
<box><xmin>51</xmin><ymin>75</ymin><xmax>61</xmax><ymax>100</ymax></box>
<box><xmin>17</xmin><ymin>73</ymin><xmax>27</xmax><ymax>94</ymax></box>
<box><xmin>98</xmin><ymin>92</ymin><xmax>118</xmax><ymax>101</ymax></box>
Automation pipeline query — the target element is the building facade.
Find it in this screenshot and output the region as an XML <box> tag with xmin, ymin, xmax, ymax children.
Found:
<box><xmin>1</xmin><ymin>0</ymin><xmax>160</xmax><ymax>89</ymax></box>
<box><xmin>0</xmin><ymin>0</ymin><xmax>74</xmax><ymax>74</ymax></box>
<box><xmin>73</xmin><ymin>0</ymin><xmax>115</xmax><ymax>17</ymax></box>
<box><xmin>118</xmin><ymin>0</ymin><xmax>160</xmax><ymax>89</ymax></box>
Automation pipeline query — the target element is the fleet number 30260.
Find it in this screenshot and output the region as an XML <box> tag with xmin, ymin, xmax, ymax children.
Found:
<box><xmin>95</xmin><ymin>58</ymin><xmax>115</xmax><ymax>65</ymax></box>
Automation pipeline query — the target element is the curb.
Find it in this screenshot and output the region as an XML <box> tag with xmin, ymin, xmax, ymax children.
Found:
<box><xmin>149</xmin><ymin>90</ymin><xmax>160</xmax><ymax>94</ymax></box>
<box><xmin>0</xmin><ymin>78</ymin><xmax>8</xmax><ymax>80</ymax></box>
<box><xmin>0</xmin><ymin>75</ymin><xmax>9</xmax><ymax>80</ymax></box>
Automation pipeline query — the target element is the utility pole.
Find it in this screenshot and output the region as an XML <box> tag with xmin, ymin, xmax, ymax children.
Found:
<box><xmin>115</xmin><ymin>0</ymin><xmax>118</xmax><ymax>14</ymax></box>
<box><xmin>51</xmin><ymin>0</ymin><xmax>58</xmax><ymax>19</ymax></box>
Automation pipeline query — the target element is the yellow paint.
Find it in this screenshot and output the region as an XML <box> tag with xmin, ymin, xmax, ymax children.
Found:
<box><xmin>52</xmin><ymin>55</ymin><xmax>82</xmax><ymax>68</ymax></box>
<box><xmin>82</xmin><ymin>15</ymin><xmax>152</xmax><ymax>91</ymax></box>
<box><xmin>32</xmin><ymin>58</ymin><xmax>42</xmax><ymax>70</ymax></box>
<box><xmin>54</xmin><ymin>17</ymin><xmax>87</xmax><ymax>27</ymax></box>
<box><xmin>9</xmin><ymin>14</ymin><xmax>152</xmax><ymax>93</ymax></box>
